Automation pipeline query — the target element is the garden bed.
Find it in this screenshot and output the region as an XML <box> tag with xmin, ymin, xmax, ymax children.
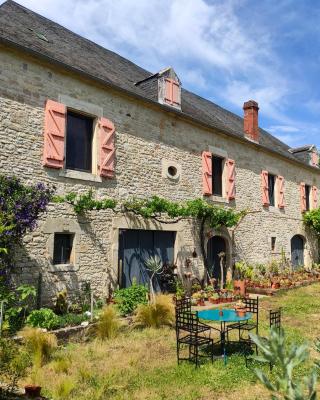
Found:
<box><xmin>247</xmin><ymin>277</ymin><xmax>320</xmax><ymax>296</ymax></box>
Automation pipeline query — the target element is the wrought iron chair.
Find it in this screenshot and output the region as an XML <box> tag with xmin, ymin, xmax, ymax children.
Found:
<box><xmin>175</xmin><ymin>298</ymin><xmax>216</xmax><ymax>367</ymax></box>
<box><xmin>244</xmin><ymin>308</ymin><xmax>282</xmax><ymax>368</ymax></box>
<box><xmin>226</xmin><ymin>297</ymin><xmax>259</xmax><ymax>345</ymax></box>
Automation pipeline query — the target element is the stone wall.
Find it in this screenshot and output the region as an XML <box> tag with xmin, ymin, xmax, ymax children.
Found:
<box><xmin>0</xmin><ymin>45</ymin><xmax>319</xmax><ymax>304</ymax></box>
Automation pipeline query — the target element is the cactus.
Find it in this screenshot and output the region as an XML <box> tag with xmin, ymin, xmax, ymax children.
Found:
<box><xmin>250</xmin><ymin>327</ymin><xmax>317</xmax><ymax>400</ymax></box>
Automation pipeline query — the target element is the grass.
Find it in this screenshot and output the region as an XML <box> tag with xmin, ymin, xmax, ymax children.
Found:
<box><xmin>24</xmin><ymin>283</ymin><xmax>320</xmax><ymax>400</ymax></box>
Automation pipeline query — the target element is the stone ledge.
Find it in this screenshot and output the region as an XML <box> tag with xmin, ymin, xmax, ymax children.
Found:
<box><xmin>59</xmin><ymin>169</ymin><xmax>102</xmax><ymax>183</ymax></box>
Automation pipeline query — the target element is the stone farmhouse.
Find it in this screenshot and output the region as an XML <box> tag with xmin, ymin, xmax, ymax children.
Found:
<box><xmin>0</xmin><ymin>1</ymin><xmax>319</xmax><ymax>303</ymax></box>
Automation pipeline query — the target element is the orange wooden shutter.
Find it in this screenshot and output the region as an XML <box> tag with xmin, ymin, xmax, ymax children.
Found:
<box><xmin>43</xmin><ymin>99</ymin><xmax>66</xmax><ymax>168</ymax></box>
<box><xmin>99</xmin><ymin>117</ymin><xmax>115</xmax><ymax>178</ymax></box>
<box><xmin>300</xmin><ymin>182</ymin><xmax>306</xmax><ymax>212</ymax></box>
<box><xmin>261</xmin><ymin>170</ymin><xmax>269</xmax><ymax>206</ymax></box>
<box><xmin>226</xmin><ymin>159</ymin><xmax>236</xmax><ymax>200</ymax></box>
<box><xmin>312</xmin><ymin>186</ymin><xmax>318</xmax><ymax>209</ymax></box>
<box><xmin>202</xmin><ymin>151</ymin><xmax>212</xmax><ymax>195</ymax></box>
<box><xmin>164</xmin><ymin>78</ymin><xmax>180</xmax><ymax>106</ymax></box>
<box><xmin>172</xmin><ymin>80</ymin><xmax>180</xmax><ymax>107</ymax></box>
<box><xmin>277</xmin><ymin>175</ymin><xmax>285</xmax><ymax>208</ymax></box>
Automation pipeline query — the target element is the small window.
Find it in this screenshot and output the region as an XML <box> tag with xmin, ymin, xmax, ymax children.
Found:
<box><xmin>65</xmin><ymin>112</ymin><xmax>93</xmax><ymax>172</ymax></box>
<box><xmin>212</xmin><ymin>155</ymin><xmax>224</xmax><ymax>196</ymax></box>
<box><xmin>305</xmin><ymin>184</ymin><xmax>311</xmax><ymax>211</ymax></box>
<box><xmin>53</xmin><ymin>233</ymin><xmax>74</xmax><ymax>265</ymax></box>
<box><xmin>167</xmin><ymin>165</ymin><xmax>178</xmax><ymax>178</ymax></box>
<box><xmin>268</xmin><ymin>174</ymin><xmax>276</xmax><ymax>206</ymax></box>
<box><xmin>271</xmin><ymin>237</ymin><xmax>276</xmax><ymax>251</ymax></box>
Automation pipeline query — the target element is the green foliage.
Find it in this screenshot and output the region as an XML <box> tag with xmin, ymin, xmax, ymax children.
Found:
<box><xmin>114</xmin><ymin>283</ymin><xmax>148</xmax><ymax>316</ymax></box>
<box><xmin>57</xmin><ymin>313</ymin><xmax>88</xmax><ymax>328</ymax></box>
<box><xmin>234</xmin><ymin>261</ymin><xmax>249</xmax><ymax>280</ymax></box>
<box><xmin>303</xmin><ymin>208</ymin><xmax>320</xmax><ymax>235</ymax></box>
<box><xmin>53</xmin><ymin>189</ymin><xmax>117</xmax><ymax>215</ymax></box>
<box><xmin>1</xmin><ymin>283</ymin><xmax>37</xmax><ymax>334</ymax></box>
<box><xmin>0</xmin><ymin>338</ymin><xmax>30</xmax><ymax>393</ymax></box>
<box><xmin>56</xmin><ymin>191</ymin><xmax>243</xmax><ymax>232</ymax></box>
<box><xmin>135</xmin><ymin>294</ymin><xmax>174</xmax><ymax>328</ymax></box>
<box><xmin>95</xmin><ymin>305</ymin><xmax>120</xmax><ymax>340</ymax></box>
<box><xmin>55</xmin><ymin>289</ymin><xmax>68</xmax><ymax>315</ymax></box>
<box><xmin>26</xmin><ymin>308</ymin><xmax>60</xmax><ymax>330</ymax></box>
<box><xmin>250</xmin><ymin>327</ymin><xmax>317</xmax><ymax>400</ymax></box>
<box><xmin>53</xmin><ymin>377</ymin><xmax>75</xmax><ymax>400</ymax></box>
<box><xmin>20</xmin><ymin>326</ymin><xmax>57</xmax><ymax>368</ymax></box>
<box><xmin>175</xmin><ymin>279</ymin><xmax>185</xmax><ymax>299</ymax></box>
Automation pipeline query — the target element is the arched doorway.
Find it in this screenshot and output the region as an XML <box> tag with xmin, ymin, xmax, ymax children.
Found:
<box><xmin>207</xmin><ymin>236</ymin><xmax>227</xmax><ymax>283</ymax></box>
<box><xmin>291</xmin><ymin>235</ymin><xmax>304</xmax><ymax>269</ymax></box>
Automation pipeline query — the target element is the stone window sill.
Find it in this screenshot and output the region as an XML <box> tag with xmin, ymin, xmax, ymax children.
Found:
<box><xmin>59</xmin><ymin>169</ymin><xmax>102</xmax><ymax>183</ymax></box>
<box><xmin>48</xmin><ymin>263</ymin><xmax>78</xmax><ymax>273</ymax></box>
<box><xmin>211</xmin><ymin>195</ymin><xmax>228</xmax><ymax>204</ymax></box>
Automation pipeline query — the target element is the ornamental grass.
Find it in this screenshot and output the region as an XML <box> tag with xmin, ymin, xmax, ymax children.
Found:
<box><xmin>135</xmin><ymin>294</ymin><xmax>174</xmax><ymax>328</ymax></box>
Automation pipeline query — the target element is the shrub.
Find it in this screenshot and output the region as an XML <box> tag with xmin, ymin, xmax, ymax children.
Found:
<box><xmin>114</xmin><ymin>283</ymin><xmax>148</xmax><ymax>316</ymax></box>
<box><xmin>20</xmin><ymin>327</ymin><xmax>57</xmax><ymax>367</ymax></box>
<box><xmin>0</xmin><ymin>338</ymin><xmax>30</xmax><ymax>393</ymax></box>
<box><xmin>135</xmin><ymin>294</ymin><xmax>174</xmax><ymax>328</ymax></box>
<box><xmin>26</xmin><ymin>308</ymin><xmax>60</xmax><ymax>330</ymax></box>
<box><xmin>250</xmin><ymin>327</ymin><xmax>317</xmax><ymax>400</ymax></box>
<box><xmin>96</xmin><ymin>305</ymin><xmax>120</xmax><ymax>340</ymax></box>
<box><xmin>57</xmin><ymin>313</ymin><xmax>88</xmax><ymax>328</ymax></box>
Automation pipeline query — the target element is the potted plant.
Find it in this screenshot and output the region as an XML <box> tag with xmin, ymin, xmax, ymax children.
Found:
<box><xmin>235</xmin><ymin>300</ymin><xmax>247</xmax><ymax>317</ymax></box>
<box><xmin>233</xmin><ymin>261</ymin><xmax>247</xmax><ymax>297</ymax></box>
<box><xmin>209</xmin><ymin>292</ymin><xmax>220</xmax><ymax>304</ymax></box>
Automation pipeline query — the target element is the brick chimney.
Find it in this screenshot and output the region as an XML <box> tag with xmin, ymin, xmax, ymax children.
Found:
<box><xmin>243</xmin><ymin>100</ymin><xmax>259</xmax><ymax>142</ymax></box>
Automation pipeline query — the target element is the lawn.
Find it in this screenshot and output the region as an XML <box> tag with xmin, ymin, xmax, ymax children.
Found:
<box><xmin>27</xmin><ymin>283</ymin><xmax>320</xmax><ymax>400</ymax></box>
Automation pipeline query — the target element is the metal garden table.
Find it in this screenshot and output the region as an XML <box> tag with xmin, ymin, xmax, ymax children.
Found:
<box><xmin>197</xmin><ymin>309</ymin><xmax>252</xmax><ymax>364</ymax></box>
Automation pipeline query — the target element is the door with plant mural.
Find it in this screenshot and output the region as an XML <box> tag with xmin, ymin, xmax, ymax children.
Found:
<box><xmin>118</xmin><ymin>229</ymin><xmax>176</xmax><ymax>290</ymax></box>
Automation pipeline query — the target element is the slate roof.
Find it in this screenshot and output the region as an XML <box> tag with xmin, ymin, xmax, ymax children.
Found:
<box><xmin>0</xmin><ymin>0</ymin><xmax>314</xmax><ymax>167</ymax></box>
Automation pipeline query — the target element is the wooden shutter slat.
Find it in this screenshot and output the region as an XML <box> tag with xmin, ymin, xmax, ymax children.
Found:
<box><xmin>226</xmin><ymin>159</ymin><xmax>236</xmax><ymax>200</ymax></box>
<box><xmin>312</xmin><ymin>186</ymin><xmax>318</xmax><ymax>209</ymax></box>
<box><xmin>202</xmin><ymin>151</ymin><xmax>212</xmax><ymax>196</ymax></box>
<box><xmin>300</xmin><ymin>182</ymin><xmax>306</xmax><ymax>212</ymax></box>
<box><xmin>164</xmin><ymin>78</ymin><xmax>173</xmax><ymax>105</ymax></box>
<box><xmin>99</xmin><ymin>117</ymin><xmax>115</xmax><ymax>178</ymax></box>
<box><xmin>277</xmin><ymin>175</ymin><xmax>285</xmax><ymax>209</ymax></box>
<box><xmin>43</xmin><ymin>99</ymin><xmax>66</xmax><ymax>169</ymax></box>
<box><xmin>261</xmin><ymin>170</ymin><xmax>269</xmax><ymax>206</ymax></box>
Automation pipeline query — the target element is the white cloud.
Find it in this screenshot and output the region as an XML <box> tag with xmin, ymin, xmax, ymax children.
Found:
<box><xmin>268</xmin><ymin>125</ymin><xmax>300</xmax><ymax>133</ymax></box>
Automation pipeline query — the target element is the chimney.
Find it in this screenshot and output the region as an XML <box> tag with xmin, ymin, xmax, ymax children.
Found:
<box><xmin>243</xmin><ymin>100</ymin><xmax>259</xmax><ymax>142</ymax></box>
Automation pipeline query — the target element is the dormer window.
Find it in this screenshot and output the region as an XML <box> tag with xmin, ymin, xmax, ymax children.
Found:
<box><xmin>164</xmin><ymin>78</ymin><xmax>180</xmax><ymax>108</ymax></box>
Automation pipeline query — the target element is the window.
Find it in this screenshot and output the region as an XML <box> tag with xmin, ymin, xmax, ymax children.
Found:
<box><xmin>212</xmin><ymin>155</ymin><xmax>224</xmax><ymax>196</ymax></box>
<box><xmin>268</xmin><ymin>174</ymin><xmax>276</xmax><ymax>206</ymax></box>
<box><xmin>65</xmin><ymin>112</ymin><xmax>93</xmax><ymax>172</ymax></box>
<box><xmin>305</xmin><ymin>184</ymin><xmax>311</xmax><ymax>211</ymax></box>
<box><xmin>271</xmin><ymin>237</ymin><xmax>276</xmax><ymax>251</ymax></box>
<box><xmin>53</xmin><ymin>233</ymin><xmax>74</xmax><ymax>265</ymax></box>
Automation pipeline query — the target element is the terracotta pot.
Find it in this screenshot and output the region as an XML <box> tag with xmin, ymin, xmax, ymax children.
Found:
<box><xmin>233</xmin><ymin>280</ymin><xmax>246</xmax><ymax>297</ymax></box>
<box><xmin>236</xmin><ymin>308</ymin><xmax>247</xmax><ymax>317</ymax></box>
<box><xmin>197</xmin><ymin>299</ymin><xmax>205</xmax><ymax>306</ymax></box>
<box><xmin>25</xmin><ymin>385</ymin><xmax>41</xmax><ymax>398</ymax></box>
<box><xmin>271</xmin><ymin>282</ymin><xmax>280</xmax><ymax>289</ymax></box>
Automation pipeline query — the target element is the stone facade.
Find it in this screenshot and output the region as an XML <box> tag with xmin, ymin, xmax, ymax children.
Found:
<box><xmin>0</xmin><ymin>45</ymin><xmax>319</xmax><ymax>304</ymax></box>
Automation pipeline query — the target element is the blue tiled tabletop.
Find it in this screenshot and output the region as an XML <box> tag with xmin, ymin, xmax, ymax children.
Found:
<box><xmin>197</xmin><ymin>308</ymin><xmax>252</xmax><ymax>323</ymax></box>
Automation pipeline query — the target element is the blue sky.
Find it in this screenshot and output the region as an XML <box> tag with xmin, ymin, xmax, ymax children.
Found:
<box><xmin>4</xmin><ymin>0</ymin><xmax>320</xmax><ymax>148</ymax></box>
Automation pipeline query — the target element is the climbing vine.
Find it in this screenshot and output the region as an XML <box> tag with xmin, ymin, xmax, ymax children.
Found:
<box><xmin>303</xmin><ymin>208</ymin><xmax>320</xmax><ymax>235</ymax></box>
<box><xmin>55</xmin><ymin>191</ymin><xmax>245</xmax><ymax>284</ymax></box>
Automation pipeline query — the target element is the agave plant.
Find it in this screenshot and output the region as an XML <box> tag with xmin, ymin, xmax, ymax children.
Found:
<box><xmin>250</xmin><ymin>327</ymin><xmax>317</xmax><ymax>400</ymax></box>
<box><xmin>144</xmin><ymin>256</ymin><xmax>163</xmax><ymax>303</ymax></box>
